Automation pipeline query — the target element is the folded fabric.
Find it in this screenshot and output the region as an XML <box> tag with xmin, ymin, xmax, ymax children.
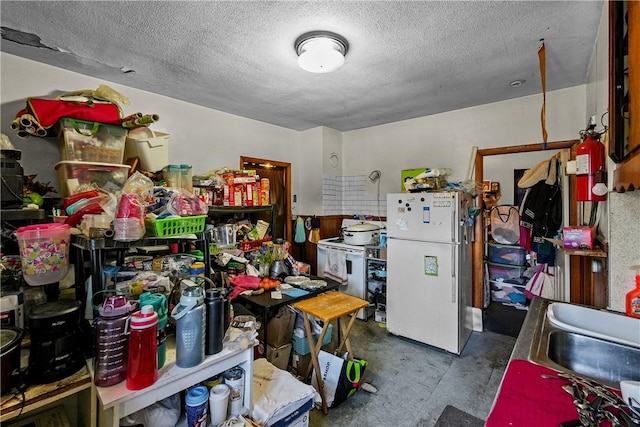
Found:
<box><xmin>324</xmin><ymin>248</ymin><xmax>347</xmax><ymax>284</ymax></box>
<box><xmin>228</xmin><ymin>275</ymin><xmax>260</xmax><ymax>300</ymax></box>
<box><xmin>486</xmin><ymin>359</ymin><xmax>577</xmax><ymax>426</ymax></box>
<box><xmin>251</xmin><ymin>358</ymin><xmax>318</xmax><ymax>426</ymax></box>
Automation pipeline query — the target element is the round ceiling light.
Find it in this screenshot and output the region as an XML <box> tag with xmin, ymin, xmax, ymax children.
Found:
<box><xmin>295</xmin><ymin>31</ymin><xmax>349</xmax><ymax>74</ymax></box>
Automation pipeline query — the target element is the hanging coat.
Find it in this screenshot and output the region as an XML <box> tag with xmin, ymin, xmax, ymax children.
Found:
<box><xmin>519</xmin><ymin>156</ymin><xmax>562</xmax><ymax>265</ymax></box>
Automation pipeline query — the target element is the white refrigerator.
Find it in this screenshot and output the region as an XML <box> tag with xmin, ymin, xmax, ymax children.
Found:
<box><xmin>386</xmin><ymin>191</ymin><xmax>474</xmax><ymax>354</ymax></box>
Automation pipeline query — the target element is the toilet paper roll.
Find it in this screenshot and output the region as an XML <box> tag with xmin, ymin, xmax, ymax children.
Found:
<box><xmin>209</xmin><ymin>384</ymin><xmax>230</xmax><ymax>426</ymax></box>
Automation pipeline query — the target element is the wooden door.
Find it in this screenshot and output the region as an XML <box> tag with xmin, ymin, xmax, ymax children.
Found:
<box><xmin>240</xmin><ymin>157</ymin><xmax>291</xmax><ymax>241</ymax></box>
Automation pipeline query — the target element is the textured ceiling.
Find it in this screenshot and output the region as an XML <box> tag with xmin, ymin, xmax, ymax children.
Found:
<box><xmin>1</xmin><ymin>1</ymin><xmax>603</xmax><ymax>132</ymax></box>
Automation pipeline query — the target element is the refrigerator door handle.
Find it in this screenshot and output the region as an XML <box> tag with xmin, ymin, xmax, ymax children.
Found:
<box><xmin>451</xmin><ymin>205</ymin><xmax>457</xmax><ymax>243</ymax></box>
<box><xmin>451</xmin><ymin>245</ymin><xmax>457</xmax><ymax>303</ymax></box>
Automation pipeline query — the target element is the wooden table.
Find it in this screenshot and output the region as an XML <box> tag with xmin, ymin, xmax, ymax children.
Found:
<box><xmin>294</xmin><ymin>291</ymin><xmax>368</xmax><ymax>414</ymax></box>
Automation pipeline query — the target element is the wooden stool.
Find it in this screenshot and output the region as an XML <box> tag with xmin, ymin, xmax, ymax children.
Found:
<box><xmin>294</xmin><ymin>291</ymin><xmax>369</xmax><ymax>414</ymax></box>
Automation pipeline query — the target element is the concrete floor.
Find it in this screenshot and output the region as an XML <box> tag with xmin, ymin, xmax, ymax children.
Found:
<box><xmin>307</xmin><ymin>319</ymin><xmax>516</xmax><ymax>427</ymax></box>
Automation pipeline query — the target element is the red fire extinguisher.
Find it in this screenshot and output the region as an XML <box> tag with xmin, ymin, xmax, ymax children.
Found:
<box><xmin>576</xmin><ymin>133</ymin><xmax>606</xmax><ymax>202</ymax></box>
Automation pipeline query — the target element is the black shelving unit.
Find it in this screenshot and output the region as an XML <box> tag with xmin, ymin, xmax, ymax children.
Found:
<box><xmin>207</xmin><ymin>205</ymin><xmax>277</xmax><ymax>235</ymax></box>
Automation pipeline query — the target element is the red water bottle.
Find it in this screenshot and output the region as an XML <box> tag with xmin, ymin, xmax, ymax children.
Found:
<box><xmin>126</xmin><ymin>305</ymin><xmax>158</xmax><ymax>390</ymax></box>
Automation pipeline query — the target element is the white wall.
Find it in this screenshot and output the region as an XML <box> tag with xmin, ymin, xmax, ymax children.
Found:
<box><xmin>1</xmin><ymin>53</ymin><xmax>300</xmax><ymax>197</ymax></box>
<box><xmin>342</xmin><ymin>86</ymin><xmax>586</xmax><ymax>204</ymax></box>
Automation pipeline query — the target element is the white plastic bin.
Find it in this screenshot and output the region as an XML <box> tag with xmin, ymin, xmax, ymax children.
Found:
<box><xmin>124</xmin><ymin>130</ymin><xmax>169</xmax><ymax>172</ymax></box>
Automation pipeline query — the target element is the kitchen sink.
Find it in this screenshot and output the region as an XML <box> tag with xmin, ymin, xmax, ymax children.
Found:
<box><xmin>546</xmin><ymin>330</ymin><xmax>640</xmax><ymax>386</ymax></box>
<box><xmin>547</xmin><ymin>302</ymin><xmax>640</xmax><ymax>347</ymax></box>
<box><xmin>528</xmin><ymin>299</ymin><xmax>640</xmax><ymax>389</ymax></box>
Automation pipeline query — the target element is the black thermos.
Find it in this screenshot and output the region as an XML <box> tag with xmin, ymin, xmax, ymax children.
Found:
<box><xmin>205</xmin><ymin>288</ymin><xmax>224</xmax><ymax>355</ymax></box>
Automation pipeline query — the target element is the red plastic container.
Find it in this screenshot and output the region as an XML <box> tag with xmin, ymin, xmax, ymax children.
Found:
<box><xmin>126</xmin><ymin>305</ymin><xmax>158</xmax><ymax>390</ymax></box>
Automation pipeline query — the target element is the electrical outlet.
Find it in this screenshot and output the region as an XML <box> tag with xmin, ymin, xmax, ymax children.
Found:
<box><xmin>293</xmin><ymin>194</ymin><xmax>297</xmax><ymax>202</ymax></box>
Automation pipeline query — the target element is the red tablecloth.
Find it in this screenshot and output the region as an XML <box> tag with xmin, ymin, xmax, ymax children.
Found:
<box><xmin>486</xmin><ymin>359</ymin><xmax>578</xmax><ymax>426</ymax></box>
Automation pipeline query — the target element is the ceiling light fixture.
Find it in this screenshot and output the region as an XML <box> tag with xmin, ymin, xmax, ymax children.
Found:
<box><xmin>510</xmin><ymin>79</ymin><xmax>526</xmax><ymax>87</ymax></box>
<box><xmin>295</xmin><ymin>31</ymin><xmax>348</xmax><ymax>74</ymax></box>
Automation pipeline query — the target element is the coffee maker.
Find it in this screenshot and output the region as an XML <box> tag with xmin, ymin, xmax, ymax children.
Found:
<box><xmin>27</xmin><ymin>299</ymin><xmax>85</xmax><ymax>384</ymax></box>
<box><xmin>0</xmin><ymin>149</ymin><xmax>24</xmax><ymax>208</ymax></box>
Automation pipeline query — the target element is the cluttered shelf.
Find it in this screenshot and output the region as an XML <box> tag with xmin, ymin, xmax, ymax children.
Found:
<box><xmin>0</xmin><ymin>364</ymin><xmax>95</xmax><ymax>426</ymax></box>
<box><xmin>546</xmin><ymin>236</ymin><xmax>608</xmax><ymax>258</ymax></box>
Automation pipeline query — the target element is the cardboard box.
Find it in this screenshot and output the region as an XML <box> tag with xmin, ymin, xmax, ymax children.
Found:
<box><xmin>259</xmin><ymin>305</ymin><xmax>296</xmax><ymax>347</ymax></box>
<box><xmin>290</xmin><ymin>341</ymin><xmax>336</xmax><ymax>377</ymax></box>
<box><xmin>266</xmin><ymin>343</ymin><xmax>292</xmax><ymax>371</ymax></box>
<box><xmin>562</xmin><ymin>227</ymin><xmax>596</xmax><ymax>250</ymax></box>
<box><xmin>269</xmin><ymin>398</ymin><xmax>313</xmax><ymax>427</ymax></box>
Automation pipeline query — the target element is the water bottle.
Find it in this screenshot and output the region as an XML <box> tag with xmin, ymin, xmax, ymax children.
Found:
<box><xmin>126</xmin><ymin>305</ymin><xmax>158</xmax><ymax>390</ymax></box>
<box><xmin>205</xmin><ymin>288</ymin><xmax>224</xmax><ymax>355</ymax></box>
<box><xmin>171</xmin><ymin>280</ymin><xmax>205</xmax><ymax>368</ymax></box>
<box><xmin>93</xmin><ymin>295</ymin><xmax>134</xmax><ymax>387</ymax></box>
<box><xmin>139</xmin><ymin>292</ymin><xmax>168</xmax><ymax>368</ymax></box>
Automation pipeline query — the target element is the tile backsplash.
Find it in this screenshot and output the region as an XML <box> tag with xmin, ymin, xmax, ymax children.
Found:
<box><xmin>322</xmin><ymin>175</ymin><xmax>386</xmax><ymax>217</ymax></box>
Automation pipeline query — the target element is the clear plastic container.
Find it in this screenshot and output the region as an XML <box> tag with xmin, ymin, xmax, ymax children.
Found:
<box><xmin>16</xmin><ymin>223</ymin><xmax>71</xmax><ymax>286</ymax></box>
<box><xmin>163</xmin><ymin>165</ymin><xmax>182</xmax><ymax>188</ymax></box>
<box><xmin>488</xmin><ymin>243</ymin><xmax>527</xmax><ymax>266</ymax></box>
<box><xmin>58</xmin><ymin>118</ymin><xmax>128</xmax><ymax>164</ymax></box>
<box><xmin>180</xmin><ymin>164</ymin><xmax>193</xmax><ymax>192</ymax></box>
<box><xmin>54</xmin><ymin>161</ymin><xmax>130</xmax><ymax>197</ymax></box>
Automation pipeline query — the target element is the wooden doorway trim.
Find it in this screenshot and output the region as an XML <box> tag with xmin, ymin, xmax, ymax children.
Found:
<box><xmin>472</xmin><ymin>139</ymin><xmax>579</xmax><ymax>309</ymax></box>
<box><xmin>240</xmin><ymin>156</ymin><xmax>292</xmax><ymax>242</ymax></box>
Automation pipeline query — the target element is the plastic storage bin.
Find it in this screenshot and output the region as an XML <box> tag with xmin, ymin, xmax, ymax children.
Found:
<box><xmin>490</xmin><ymin>281</ymin><xmax>527</xmax><ymax>305</ymax></box>
<box><xmin>54</xmin><ymin>161</ymin><xmax>130</xmax><ymax>197</ymax></box>
<box><xmin>58</xmin><ymin>118</ymin><xmax>128</xmax><ymax>164</ymax></box>
<box><xmin>486</xmin><ymin>262</ymin><xmax>527</xmax><ymax>285</ymax></box>
<box><xmin>16</xmin><ymin>223</ymin><xmax>71</xmax><ymax>286</ymax></box>
<box><xmin>292</xmin><ymin>323</ymin><xmax>333</xmax><ymax>356</ymax></box>
<box><xmin>123</xmin><ymin>130</ymin><xmax>170</xmax><ymax>172</ymax></box>
<box><xmin>488</xmin><ymin>243</ymin><xmax>527</xmax><ymax>266</ymax></box>
<box><xmin>144</xmin><ymin>215</ymin><xmax>207</xmax><ymax>237</ymax></box>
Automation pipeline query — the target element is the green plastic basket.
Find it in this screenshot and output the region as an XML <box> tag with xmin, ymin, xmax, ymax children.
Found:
<box><xmin>145</xmin><ymin>215</ymin><xmax>207</xmax><ymax>237</ymax></box>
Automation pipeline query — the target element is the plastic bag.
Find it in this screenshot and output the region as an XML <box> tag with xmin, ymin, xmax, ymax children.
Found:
<box><xmin>119</xmin><ymin>393</ymin><xmax>180</xmax><ymax>427</ymax></box>
<box><xmin>167</xmin><ymin>193</ymin><xmax>209</xmax><ymax>216</ymax></box>
<box><xmin>490</xmin><ymin>205</ymin><xmax>521</xmax><ymax>245</ymax></box>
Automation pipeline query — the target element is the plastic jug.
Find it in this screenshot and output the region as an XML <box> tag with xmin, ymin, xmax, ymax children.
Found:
<box><xmin>626</xmin><ymin>265</ymin><xmax>640</xmax><ymax>319</ymax></box>
<box><xmin>93</xmin><ymin>295</ymin><xmax>134</xmax><ymax>387</ymax></box>
<box><xmin>126</xmin><ymin>305</ymin><xmax>158</xmax><ymax>390</ymax></box>
<box><xmin>139</xmin><ymin>292</ymin><xmax>168</xmax><ymax>368</ymax></box>
<box><xmin>171</xmin><ymin>280</ymin><xmax>205</xmax><ymax>368</ymax></box>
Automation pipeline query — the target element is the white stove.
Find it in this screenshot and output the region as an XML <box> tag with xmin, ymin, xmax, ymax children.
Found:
<box><xmin>317</xmin><ymin>219</ymin><xmax>386</xmax><ymax>320</ymax></box>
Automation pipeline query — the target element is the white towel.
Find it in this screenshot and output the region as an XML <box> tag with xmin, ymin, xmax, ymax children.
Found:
<box><xmin>324</xmin><ymin>248</ymin><xmax>348</xmax><ymax>284</ymax></box>
<box><xmin>251</xmin><ymin>358</ymin><xmax>318</xmax><ymax>426</ymax></box>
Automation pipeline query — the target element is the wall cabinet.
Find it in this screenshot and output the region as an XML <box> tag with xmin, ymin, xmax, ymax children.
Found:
<box><xmin>611</xmin><ymin>1</ymin><xmax>640</xmax><ymax>192</ymax></box>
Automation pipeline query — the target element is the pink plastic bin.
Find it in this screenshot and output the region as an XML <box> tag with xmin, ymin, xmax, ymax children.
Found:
<box><xmin>16</xmin><ymin>223</ymin><xmax>71</xmax><ymax>286</ymax></box>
